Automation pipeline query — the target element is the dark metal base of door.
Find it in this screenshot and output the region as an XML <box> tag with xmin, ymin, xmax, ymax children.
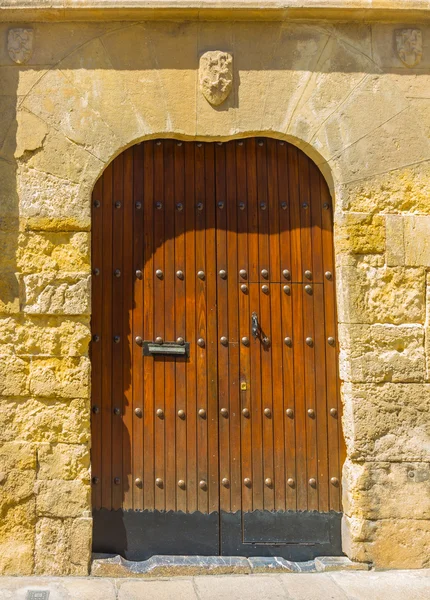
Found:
<box><xmin>93</xmin><ymin>509</ymin><xmax>342</xmax><ymax>561</ymax></box>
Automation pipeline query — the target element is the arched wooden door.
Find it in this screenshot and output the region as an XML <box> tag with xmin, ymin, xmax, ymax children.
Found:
<box><xmin>91</xmin><ymin>138</ymin><xmax>344</xmax><ymax>560</ymax></box>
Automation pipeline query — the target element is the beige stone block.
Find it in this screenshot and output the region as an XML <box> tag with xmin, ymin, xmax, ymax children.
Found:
<box><xmin>343</xmin><ymin>514</ymin><xmax>430</xmax><ymax>569</ymax></box>
<box><xmin>21</xmin><ymin>273</ymin><xmax>91</xmax><ymax>315</ymax></box>
<box><xmin>336</xmin><ymin>161</ymin><xmax>430</xmax><ymax>214</ymax></box>
<box><xmin>0</xmin><ymin>500</ymin><xmax>35</xmax><ymax>576</ymax></box>
<box><xmin>36</xmin><ymin>479</ymin><xmax>90</xmax><ymax>518</ymax></box>
<box><xmin>0</xmin><ymin>398</ymin><xmax>90</xmax><ymax>444</ymax></box>
<box><xmin>13</xmin><ymin>111</ymin><xmax>48</xmax><ymax>160</ymax></box>
<box><xmin>35</xmin><ymin>517</ymin><xmax>71</xmax><ymax>576</ymax></box>
<box><xmin>337</xmin><ymin>260</ymin><xmax>425</xmax><ymax>325</ymax></box>
<box><xmin>343</xmin><ymin>459</ymin><xmax>430</xmax><ymax>521</ymax></box>
<box><xmin>0</xmin><ymin>316</ymin><xmax>90</xmax><ymax>357</ymax></box>
<box><xmin>18</xmin><ymin>165</ymin><xmax>91</xmax><ymax>232</ymax></box>
<box><xmin>0</xmin><ymin>442</ymin><xmax>36</xmax><ymax>471</ymax></box>
<box><xmin>0</xmin><ymin>272</ymin><xmax>20</xmax><ymax>315</ymax></box>
<box><xmin>329</xmin><ymin>109</ymin><xmax>430</xmax><ymax>184</ymax></box>
<box><xmin>385</xmin><ymin>215</ymin><xmax>404</xmax><ymax>266</ymax></box>
<box><xmin>0</xmin><ymin>159</ymin><xmax>19</xmax><ymax>221</ymax></box>
<box><xmin>335</xmin><ymin>213</ymin><xmax>385</xmax><ymax>255</ymax></box>
<box><xmin>0</xmin><ymin>355</ymin><xmax>29</xmax><ymax>396</ymax></box>
<box><xmin>342</xmin><ymin>383</ymin><xmax>430</xmax><ymax>461</ymax></box>
<box><xmin>372</xmin><ymin>23</ymin><xmax>430</xmax><ymax>71</ymax></box>
<box><xmin>0</xmin><ymin>470</ymin><xmax>35</xmax><ymax>515</ymax></box>
<box><xmin>339</xmin><ymin>323</ymin><xmax>425</xmax><ymax>383</ymax></box>
<box><xmin>16</xmin><ymin>232</ymin><xmax>90</xmax><ymax>274</ymax></box>
<box><xmin>37</xmin><ymin>443</ymin><xmax>90</xmax><ymax>481</ymax></box>
<box><xmin>403</xmin><ymin>216</ymin><xmax>430</xmax><ymax>267</ymax></box>
<box><xmin>29</xmin><ymin>357</ymin><xmax>90</xmax><ymax>399</ymax></box>
<box><xmin>0</xmin><ymin>96</ymin><xmax>18</xmax><ymax>156</ymax></box>
<box><xmin>70</xmin><ymin>517</ymin><xmax>92</xmax><ymax>576</ymax></box>
<box><xmin>0</xmin><ymin>66</ymin><xmax>46</xmax><ymax>97</ymax></box>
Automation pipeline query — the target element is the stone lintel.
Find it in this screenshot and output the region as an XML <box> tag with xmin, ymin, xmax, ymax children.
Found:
<box><xmin>1</xmin><ymin>1</ymin><xmax>430</xmax><ymax>23</ymax></box>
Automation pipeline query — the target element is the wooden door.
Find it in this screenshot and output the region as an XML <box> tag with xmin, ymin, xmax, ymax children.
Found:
<box><xmin>91</xmin><ymin>138</ymin><xmax>344</xmax><ymax>560</ymax></box>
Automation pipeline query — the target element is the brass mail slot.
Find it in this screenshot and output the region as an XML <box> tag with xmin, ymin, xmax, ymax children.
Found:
<box><xmin>143</xmin><ymin>341</ymin><xmax>190</xmax><ymax>357</ymax></box>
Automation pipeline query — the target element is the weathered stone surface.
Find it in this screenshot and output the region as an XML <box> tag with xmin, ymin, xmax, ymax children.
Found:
<box><xmin>35</xmin><ymin>480</ymin><xmax>90</xmax><ymax>518</ymax></box>
<box><xmin>342</xmin><ymin>515</ymin><xmax>430</xmax><ymax>568</ymax></box>
<box><xmin>335</xmin><ymin>213</ymin><xmax>385</xmax><ymax>255</ymax></box>
<box><xmin>337</xmin><ymin>260</ymin><xmax>425</xmax><ymax>324</ymax></box>
<box><xmin>0</xmin><ymin>355</ymin><xmax>29</xmax><ymax>396</ymax></box>
<box><xmin>385</xmin><ymin>215</ymin><xmax>405</xmax><ymax>267</ymax></box>
<box><xmin>0</xmin><ymin>500</ymin><xmax>35</xmax><ymax>576</ymax></box>
<box><xmin>248</xmin><ymin>556</ymin><xmax>297</xmax><ymax>573</ymax></box>
<box><xmin>0</xmin><ymin>316</ymin><xmax>90</xmax><ymax>356</ymax></box>
<box><xmin>342</xmin><ymin>383</ymin><xmax>430</xmax><ymax>461</ymax></box>
<box><xmin>16</xmin><ymin>232</ymin><xmax>90</xmax><ymax>274</ymax></box>
<box><xmin>0</xmin><ymin>442</ymin><xmax>36</xmax><ymax>471</ymax></box>
<box><xmin>404</xmin><ymin>216</ymin><xmax>430</xmax><ymax>267</ymax></box>
<box><xmin>21</xmin><ymin>273</ymin><xmax>91</xmax><ymax>315</ymax></box>
<box><xmin>29</xmin><ymin>357</ymin><xmax>90</xmax><ymax>398</ymax></box>
<box><xmin>339</xmin><ymin>324</ymin><xmax>425</xmax><ymax>383</ymax></box>
<box><xmin>70</xmin><ymin>517</ymin><xmax>92</xmax><ymax>575</ymax></box>
<box><xmin>37</xmin><ymin>444</ymin><xmax>90</xmax><ymax>481</ymax></box>
<box><xmin>314</xmin><ymin>556</ymin><xmax>369</xmax><ymax>572</ymax></box>
<box><xmin>0</xmin><ymin>398</ymin><xmax>90</xmax><ymax>444</ymax></box>
<box><xmin>0</xmin><ymin>272</ymin><xmax>20</xmax><ymax>315</ymax></box>
<box><xmin>343</xmin><ymin>459</ymin><xmax>430</xmax><ymax>521</ymax></box>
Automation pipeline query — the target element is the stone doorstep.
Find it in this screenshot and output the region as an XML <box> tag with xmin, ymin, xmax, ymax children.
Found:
<box><xmin>91</xmin><ymin>554</ymin><xmax>370</xmax><ymax>577</ymax></box>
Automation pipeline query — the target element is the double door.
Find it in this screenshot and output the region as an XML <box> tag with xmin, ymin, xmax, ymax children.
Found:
<box><xmin>91</xmin><ymin>138</ymin><xmax>344</xmax><ymax>560</ymax></box>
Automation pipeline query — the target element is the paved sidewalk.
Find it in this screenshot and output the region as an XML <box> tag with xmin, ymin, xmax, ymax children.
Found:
<box><xmin>0</xmin><ymin>570</ymin><xmax>429</xmax><ymax>600</ymax></box>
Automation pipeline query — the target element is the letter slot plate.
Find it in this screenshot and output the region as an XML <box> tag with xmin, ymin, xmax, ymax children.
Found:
<box><xmin>143</xmin><ymin>341</ymin><xmax>190</xmax><ymax>357</ymax></box>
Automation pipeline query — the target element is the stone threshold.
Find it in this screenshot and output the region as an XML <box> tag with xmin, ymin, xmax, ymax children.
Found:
<box><xmin>91</xmin><ymin>554</ymin><xmax>370</xmax><ymax>577</ymax></box>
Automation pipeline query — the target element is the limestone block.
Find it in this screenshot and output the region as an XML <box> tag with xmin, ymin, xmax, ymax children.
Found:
<box><xmin>339</xmin><ymin>324</ymin><xmax>425</xmax><ymax>383</ymax></box>
<box><xmin>0</xmin><ymin>442</ymin><xmax>36</xmax><ymax>471</ymax></box>
<box><xmin>0</xmin><ymin>159</ymin><xmax>19</xmax><ymax>223</ymax></box>
<box><xmin>35</xmin><ymin>480</ymin><xmax>90</xmax><ymax>518</ymax></box>
<box><xmin>343</xmin><ymin>459</ymin><xmax>430</xmax><ymax>520</ymax></box>
<box><xmin>404</xmin><ymin>216</ymin><xmax>430</xmax><ymax>267</ymax></box>
<box><xmin>385</xmin><ymin>215</ymin><xmax>404</xmax><ymax>266</ymax></box>
<box><xmin>0</xmin><ymin>355</ymin><xmax>29</xmax><ymax>396</ymax></box>
<box><xmin>16</xmin><ymin>232</ymin><xmax>90</xmax><ymax>274</ymax></box>
<box><xmin>13</xmin><ymin>111</ymin><xmax>48</xmax><ymax>160</ymax></box>
<box><xmin>335</xmin><ymin>213</ymin><xmax>385</xmax><ymax>255</ymax></box>
<box><xmin>371</xmin><ymin>24</ymin><xmax>430</xmax><ymax>71</ymax></box>
<box><xmin>37</xmin><ymin>444</ymin><xmax>90</xmax><ymax>481</ymax></box>
<box><xmin>336</xmin><ymin>160</ymin><xmax>430</xmax><ymax>215</ymax></box>
<box><xmin>35</xmin><ymin>517</ymin><xmax>71</xmax><ymax>576</ymax></box>
<box><xmin>18</xmin><ymin>165</ymin><xmax>91</xmax><ymax>232</ymax></box>
<box><xmin>0</xmin><ymin>500</ymin><xmax>35</xmax><ymax>576</ymax></box>
<box><xmin>342</xmin><ymin>383</ymin><xmax>430</xmax><ymax>461</ymax></box>
<box><xmin>343</xmin><ymin>514</ymin><xmax>430</xmax><ymax>569</ymax></box>
<box><xmin>337</xmin><ymin>260</ymin><xmax>425</xmax><ymax>325</ymax></box>
<box><xmin>70</xmin><ymin>517</ymin><xmax>92</xmax><ymax>576</ymax></box>
<box><xmin>29</xmin><ymin>357</ymin><xmax>90</xmax><ymax>399</ymax></box>
<box><xmin>0</xmin><ymin>398</ymin><xmax>90</xmax><ymax>444</ymax></box>
<box><xmin>0</xmin><ymin>316</ymin><xmax>90</xmax><ymax>356</ymax></box>
<box><xmin>0</xmin><ymin>272</ymin><xmax>20</xmax><ymax>315</ymax></box>
<box><xmin>0</xmin><ymin>470</ymin><xmax>35</xmax><ymax>515</ymax></box>
<box><xmin>21</xmin><ymin>273</ymin><xmax>91</xmax><ymax>315</ymax></box>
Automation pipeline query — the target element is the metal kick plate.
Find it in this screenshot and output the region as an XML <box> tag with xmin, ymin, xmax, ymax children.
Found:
<box><xmin>143</xmin><ymin>341</ymin><xmax>190</xmax><ymax>357</ymax></box>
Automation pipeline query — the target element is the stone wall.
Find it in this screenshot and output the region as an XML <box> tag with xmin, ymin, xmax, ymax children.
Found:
<box><xmin>0</xmin><ymin>15</ymin><xmax>429</xmax><ymax>573</ymax></box>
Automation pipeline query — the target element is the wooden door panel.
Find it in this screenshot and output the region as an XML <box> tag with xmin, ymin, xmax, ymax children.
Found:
<box><xmin>91</xmin><ymin>138</ymin><xmax>343</xmax><ymax>559</ymax></box>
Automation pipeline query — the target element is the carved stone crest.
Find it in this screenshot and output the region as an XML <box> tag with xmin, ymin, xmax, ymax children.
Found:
<box><xmin>199</xmin><ymin>51</ymin><xmax>233</xmax><ymax>106</ymax></box>
<box><xmin>8</xmin><ymin>28</ymin><xmax>34</xmax><ymax>65</ymax></box>
<box><xmin>395</xmin><ymin>29</ymin><xmax>422</xmax><ymax>68</ymax></box>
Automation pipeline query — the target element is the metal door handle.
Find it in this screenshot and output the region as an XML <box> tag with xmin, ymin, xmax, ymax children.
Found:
<box><xmin>251</xmin><ymin>312</ymin><xmax>259</xmax><ymax>339</ymax></box>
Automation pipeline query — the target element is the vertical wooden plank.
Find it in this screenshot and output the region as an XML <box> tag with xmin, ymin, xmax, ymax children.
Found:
<box><xmin>215</xmin><ymin>141</ymin><xmax>230</xmax><ymax>513</ymax></box>
<box><xmin>288</xmin><ymin>146</ymin><xmax>302</xmax><ymax>284</ymax></box>
<box><xmin>101</xmin><ymin>162</ymin><xmax>113</xmax><ymax>510</ymax></box>
<box><xmin>267</xmin><ymin>140</ymin><xmax>285</xmax><ymax>511</ymax></box>
<box><xmin>185</xmin><ymin>142</ymin><xmax>197</xmax><ymax>513</ymax></box>
<box><xmin>195</xmin><ymin>141</ymin><xmax>208</xmax><ymax>514</ymax></box>
<box><xmin>153</xmin><ymin>140</ymin><xmax>166</xmax><ymax>511</ymax></box>
<box><xmin>91</xmin><ymin>176</ymin><xmax>103</xmax><ymax>510</ymax></box>
<box><xmin>142</xmin><ymin>142</ymin><xmax>154</xmax><ymax>511</ymax></box>
<box><xmin>122</xmin><ymin>148</ymin><xmax>134</xmax><ymax>510</ymax></box>
<box><xmin>174</xmin><ymin>141</ymin><xmax>187</xmax><ymax>513</ymax></box>
<box><xmin>236</xmin><ymin>140</ymin><xmax>252</xmax><ymax>513</ymax></box>
<box><xmin>246</xmin><ymin>139</ymin><xmax>263</xmax><ymax>511</ymax></box>
<box><xmin>321</xmin><ymin>178</ymin><xmax>341</xmax><ymax>512</ymax></box>
<box><xmin>205</xmin><ymin>143</ymin><xmax>219</xmax><ymax>515</ymax></box>
<box><xmin>226</xmin><ymin>141</ymin><xmax>241</xmax><ymax>513</ymax></box>
<box><xmin>256</xmin><ymin>139</ymin><xmax>274</xmax><ymax>512</ymax></box>
<box><xmin>278</xmin><ymin>142</ymin><xmax>296</xmax><ymax>511</ymax></box>
<box><xmin>163</xmin><ymin>140</ymin><xmax>176</xmax><ymax>511</ymax></box>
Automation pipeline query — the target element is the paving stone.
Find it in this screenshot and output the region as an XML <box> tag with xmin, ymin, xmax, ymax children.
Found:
<box><xmin>331</xmin><ymin>571</ymin><xmax>430</xmax><ymax>600</ymax></box>
<box><xmin>279</xmin><ymin>573</ymin><xmax>349</xmax><ymax>600</ymax></box>
<box><xmin>117</xmin><ymin>579</ymin><xmax>198</xmax><ymax>600</ymax></box>
<box><xmin>92</xmin><ymin>554</ymin><xmax>250</xmax><ymax>577</ymax></box>
<box><xmin>315</xmin><ymin>556</ymin><xmax>369</xmax><ymax>572</ymax></box>
<box><xmin>194</xmin><ymin>574</ymin><xmax>287</xmax><ymax>600</ymax></box>
<box><xmin>0</xmin><ymin>577</ymin><xmax>116</xmax><ymax>600</ymax></box>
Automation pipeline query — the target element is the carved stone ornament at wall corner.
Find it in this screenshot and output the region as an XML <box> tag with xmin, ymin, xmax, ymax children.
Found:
<box><xmin>199</xmin><ymin>51</ymin><xmax>233</xmax><ymax>106</ymax></box>
<box><xmin>395</xmin><ymin>28</ymin><xmax>422</xmax><ymax>68</ymax></box>
<box><xmin>8</xmin><ymin>28</ymin><xmax>34</xmax><ymax>65</ymax></box>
